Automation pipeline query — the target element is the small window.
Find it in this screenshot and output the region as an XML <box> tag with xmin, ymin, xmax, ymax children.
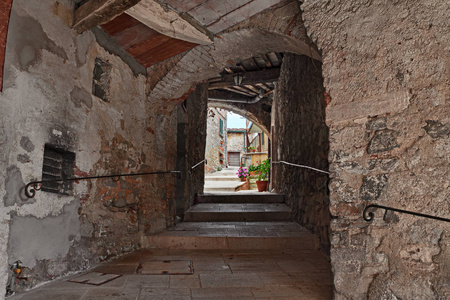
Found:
<box><xmin>42</xmin><ymin>145</ymin><xmax>75</xmax><ymax>195</ymax></box>
<box><xmin>262</xmin><ymin>132</ymin><xmax>265</xmax><ymax>146</ymax></box>
<box><xmin>219</xmin><ymin>118</ymin><xmax>224</xmax><ymax>136</ymax></box>
<box><xmin>92</xmin><ymin>57</ymin><xmax>112</xmax><ymax>102</ymax></box>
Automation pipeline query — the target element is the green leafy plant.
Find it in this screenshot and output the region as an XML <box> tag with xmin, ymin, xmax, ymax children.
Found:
<box><xmin>248</xmin><ymin>164</ymin><xmax>258</xmax><ymax>172</ymax></box>
<box><xmin>256</xmin><ymin>158</ymin><xmax>270</xmax><ymax>181</ymax></box>
<box><xmin>217</xmin><ymin>167</ymin><xmax>222</xmax><ymax>171</ymax></box>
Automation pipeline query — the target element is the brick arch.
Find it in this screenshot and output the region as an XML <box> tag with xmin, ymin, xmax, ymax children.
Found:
<box><xmin>148</xmin><ymin>3</ymin><xmax>320</xmax><ymax>107</ymax></box>
<box><xmin>0</xmin><ymin>0</ymin><xmax>14</xmax><ymax>92</ymax></box>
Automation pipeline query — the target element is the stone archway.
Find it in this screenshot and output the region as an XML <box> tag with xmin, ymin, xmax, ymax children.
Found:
<box><xmin>147</xmin><ymin>1</ymin><xmax>320</xmax><ymax>107</ymax></box>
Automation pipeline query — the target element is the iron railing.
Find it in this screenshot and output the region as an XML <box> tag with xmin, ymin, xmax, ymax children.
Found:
<box><xmin>363</xmin><ymin>204</ymin><xmax>450</xmax><ymax>223</ymax></box>
<box><xmin>189</xmin><ymin>159</ymin><xmax>207</xmax><ymax>174</ymax></box>
<box><xmin>272</xmin><ymin>160</ymin><xmax>330</xmax><ymax>175</ymax></box>
<box><xmin>25</xmin><ymin>171</ymin><xmax>182</xmax><ymax>198</ymax></box>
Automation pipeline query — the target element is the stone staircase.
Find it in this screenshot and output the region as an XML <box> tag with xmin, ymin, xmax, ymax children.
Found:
<box><xmin>204</xmin><ymin>167</ymin><xmax>246</xmax><ymax>192</ymax></box>
<box><xmin>144</xmin><ymin>192</ymin><xmax>319</xmax><ymax>250</ymax></box>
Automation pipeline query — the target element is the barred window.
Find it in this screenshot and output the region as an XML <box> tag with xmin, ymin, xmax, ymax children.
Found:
<box><xmin>41</xmin><ymin>145</ymin><xmax>75</xmax><ymax>195</ymax></box>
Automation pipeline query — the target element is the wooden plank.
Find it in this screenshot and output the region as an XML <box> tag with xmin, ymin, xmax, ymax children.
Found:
<box><xmin>126</xmin><ymin>0</ymin><xmax>212</xmax><ymax>45</ymax></box>
<box><xmin>127</xmin><ymin>34</ymin><xmax>172</xmax><ymax>57</ymax></box>
<box><xmin>223</xmin><ymin>87</ymin><xmax>254</xmax><ymax>97</ymax></box>
<box><xmin>261</xmin><ymin>54</ymin><xmax>272</xmax><ymax>68</ymax></box>
<box><xmin>113</xmin><ymin>23</ymin><xmax>162</xmax><ymax>50</ymax></box>
<box><xmin>100</xmin><ymin>13</ymin><xmax>140</xmax><ymax>35</ymax></box>
<box><xmin>73</xmin><ymin>0</ymin><xmax>141</xmax><ymax>33</ymax></box>
<box><xmin>208</xmin><ymin>68</ymin><xmax>280</xmax><ymax>89</ymax></box>
<box><xmin>134</xmin><ymin>38</ymin><xmax>197</xmax><ymax>67</ymax></box>
<box><xmin>0</xmin><ymin>0</ymin><xmax>13</xmax><ymax>92</ymax></box>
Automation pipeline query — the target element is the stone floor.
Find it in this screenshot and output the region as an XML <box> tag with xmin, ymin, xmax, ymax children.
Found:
<box><xmin>8</xmin><ymin>248</ymin><xmax>333</xmax><ymax>300</ymax></box>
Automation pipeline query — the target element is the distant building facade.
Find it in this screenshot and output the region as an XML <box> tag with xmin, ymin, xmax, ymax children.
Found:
<box><xmin>227</xmin><ymin>129</ymin><xmax>247</xmax><ymax>167</ymax></box>
<box><xmin>205</xmin><ymin>108</ymin><xmax>227</xmax><ymax>172</ymax></box>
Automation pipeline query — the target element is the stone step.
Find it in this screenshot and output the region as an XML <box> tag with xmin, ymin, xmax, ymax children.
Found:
<box><xmin>204</xmin><ymin>181</ymin><xmax>245</xmax><ymax>193</ymax></box>
<box><xmin>143</xmin><ymin>222</ymin><xmax>318</xmax><ymax>250</ymax></box>
<box><xmin>184</xmin><ymin>203</ymin><xmax>291</xmax><ymax>222</ymax></box>
<box><xmin>205</xmin><ymin>175</ymin><xmax>242</xmax><ymax>182</ymax></box>
<box><xmin>198</xmin><ymin>193</ymin><xmax>284</xmax><ymax>203</ymax></box>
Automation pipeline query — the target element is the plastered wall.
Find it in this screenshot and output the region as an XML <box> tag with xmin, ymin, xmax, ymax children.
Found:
<box><xmin>0</xmin><ymin>0</ymin><xmax>179</xmax><ymax>293</ymax></box>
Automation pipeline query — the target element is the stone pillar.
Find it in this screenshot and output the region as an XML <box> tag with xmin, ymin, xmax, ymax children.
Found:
<box><xmin>176</xmin><ymin>83</ymin><xmax>208</xmax><ymax>218</ymax></box>
<box><xmin>272</xmin><ymin>53</ymin><xmax>330</xmax><ymax>253</ymax></box>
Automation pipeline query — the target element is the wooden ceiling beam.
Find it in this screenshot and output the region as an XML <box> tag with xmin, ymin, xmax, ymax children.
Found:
<box><xmin>208</xmin><ymin>68</ymin><xmax>280</xmax><ymax>89</ymax></box>
<box><xmin>73</xmin><ymin>0</ymin><xmax>141</xmax><ymax>33</ymax></box>
<box><xmin>208</xmin><ymin>90</ymin><xmax>254</xmax><ymax>101</ymax></box>
<box><xmin>223</xmin><ymin>87</ymin><xmax>254</xmax><ymax>97</ymax></box>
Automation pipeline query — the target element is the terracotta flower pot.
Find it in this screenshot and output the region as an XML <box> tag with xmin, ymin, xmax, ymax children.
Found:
<box><xmin>240</xmin><ymin>177</ymin><xmax>246</xmax><ymax>182</ymax></box>
<box><xmin>256</xmin><ymin>180</ymin><xmax>268</xmax><ymax>192</ymax></box>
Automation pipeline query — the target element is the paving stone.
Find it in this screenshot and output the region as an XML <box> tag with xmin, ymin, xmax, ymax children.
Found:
<box><xmin>81</xmin><ymin>287</ymin><xmax>139</xmax><ymax>300</ymax></box>
<box><xmin>199</xmin><ymin>273</ymin><xmax>262</xmax><ymax>288</ymax></box>
<box><xmin>169</xmin><ymin>274</ymin><xmax>201</xmax><ymax>288</ymax></box>
<box><xmin>191</xmin><ymin>287</ymin><xmax>254</xmax><ymax>298</ymax></box>
<box><xmin>138</xmin><ymin>287</ymin><xmax>191</xmax><ymax>300</ymax></box>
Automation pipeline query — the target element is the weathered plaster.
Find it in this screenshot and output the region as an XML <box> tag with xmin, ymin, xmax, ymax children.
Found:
<box><xmin>7</xmin><ymin>200</ymin><xmax>80</xmax><ymax>268</ymax></box>
<box><xmin>0</xmin><ymin>0</ymin><xmax>179</xmax><ymax>293</ymax></box>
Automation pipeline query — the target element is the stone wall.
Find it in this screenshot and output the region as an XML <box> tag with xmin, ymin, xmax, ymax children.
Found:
<box><xmin>205</xmin><ymin>108</ymin><xmax>227</xmax><ymax>172</ymax></box>
<box><xmin>0</xmin><ymin>0</ymin><xmax>178</xmax><ymax>292</ymax></box>
<box><xmin>272</xmin><ymin>54</ymin><xmax>330</xmax><ymax>253</ymax></box>
<box><xmin>302</xmin><ymin>1</ymin><xmax>450</xmax><ymax>299</ymax></box>
<box><xmin>227</xmin><ymin>131</ymin><xmax>246</xmax><ymax>153</ymax></box>
<box><xmin>176</xmin><ymin>84</ymin><xmax>208</xmax><ymax>218</ymax></box>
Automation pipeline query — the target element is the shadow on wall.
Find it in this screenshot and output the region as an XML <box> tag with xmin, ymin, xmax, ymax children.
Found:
<box><xmin>272</xmin><ymin>54</ymin><xmax>330</xmax><ymax>254</ymax></box>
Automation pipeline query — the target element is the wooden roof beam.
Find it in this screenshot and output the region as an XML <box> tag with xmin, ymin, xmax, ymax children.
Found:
<box><xmin>208</xmin><ymin>68</ymin><xmax>280</xmax><ymax>89</ymax></box>
<box><xmin>73</xmin><ymin>0</ymin><xmax>142</xmax><ymax>33</ymax></box>
<box><xmin>126</xmin><ymin>0</ymin><xmax>213</xmax><ymax>45</ymax></box>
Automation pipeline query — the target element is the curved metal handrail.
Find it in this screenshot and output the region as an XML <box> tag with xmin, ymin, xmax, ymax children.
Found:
<box><xmin>272</xmin><ymin>160</ymin><xmax>330</xmax><ymax>175</ymax></box>
<box><xmin>24</xmin><ymin>171</ymin><xmax>182</xmax><ymax>198</ymax></box>
<box><xmin>189</xmin><ymin>159</ymin><xmax>207</xmax><ymax>174</ymax></box>
<box><xmin>363</xmin><ymin>204</ymin><xmax>450</xmax><ymax>223</ymax></box>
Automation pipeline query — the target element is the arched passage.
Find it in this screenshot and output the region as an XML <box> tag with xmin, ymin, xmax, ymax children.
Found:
<box><xmin>208</xmin><ymin>100</ymin><xmax>270</xmax><ymax>136</ymax></box>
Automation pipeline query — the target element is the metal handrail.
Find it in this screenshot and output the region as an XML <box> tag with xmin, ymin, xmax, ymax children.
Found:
<box><xmin>272</xmin><ymin>160</ymin><xmax>330</xmax><ymax>175</ymax></box>
<box><xmin>24</xmin><ymin>171</ymin><xmax>182</xmax><ymax>198</ymax></box>
<box><xmin>363</xmin><ymin>204</ymin><xmax>450</xmax><ymax>223</ymax></box>
<box><xmin>189</xmin><ymin>159</ymin><xmax>207</xmax><ymax>174</ymax></box>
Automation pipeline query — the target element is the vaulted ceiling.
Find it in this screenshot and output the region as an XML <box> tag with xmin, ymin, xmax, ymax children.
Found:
<box><xmin>72</xmin><ymin>0</ymin><xmax>289</xmax><ymax>99</ymax></box>
<box><xmin>73</xmin><ymin>0</ymin><xmax>289</xmax><ymax>67</ymax></box>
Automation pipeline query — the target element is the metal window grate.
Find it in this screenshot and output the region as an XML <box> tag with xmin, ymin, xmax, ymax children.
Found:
<box><xmin>219</xmin><ymin>118</ymin><xmax>223</xmax><ymax>135</ymax></box>
<box><xmin>42</xmin><ymin>145</ymin><xmax>75</xmax><ymax>195</ymax></box>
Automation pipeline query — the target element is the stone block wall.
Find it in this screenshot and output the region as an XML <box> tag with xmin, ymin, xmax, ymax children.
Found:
<box><xmin>302</xmin><ymin>1</ymin><xmax>450</xmax><ymax>299</ymax></box>
<box><xmin>176</xmin><ymin>84</ymin><xmax>208</xmax><ymax>218</ymax></box>
<box><xmin>272</xmin><ymin>54</ymin><xmax>330</xmax><ymax>253</ymax></box>
<box><xmin>0</xmin><ymin>0</ymin><xmax>178</xmax><ymax>292</ymax></box>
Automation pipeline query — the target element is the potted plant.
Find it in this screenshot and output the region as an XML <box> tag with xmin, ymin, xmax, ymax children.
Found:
<box><xmin>236</xmin><ymin>166</ymin><xmax>249</xmax><ymax>182</ymax></box>
<box><xmin>255</xmin><ymin>158</ymin><xmax>270</xmax><ymax>192</ymax></box>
